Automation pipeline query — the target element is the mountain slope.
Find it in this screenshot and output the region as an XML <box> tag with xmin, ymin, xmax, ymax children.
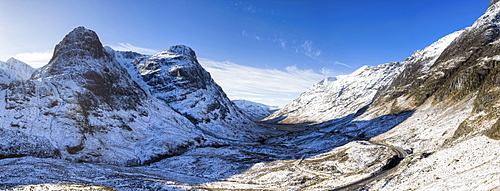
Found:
<box><xmin>0</xmin><ymin>27</ymin><xmax>205</xmax><ymax>166</ymax></box>
<box><xmin>2</xmin><ymin>1</ymin><xmax>500</xmax><ymax>189</ymax></box>
<box><xmin>0</xmin><ymin>58</ymin><xmax>35</xmax><ymax>88</ymax></box>
<box><xmin>232</xmin><ymin>100</ymin><xmax>277</xmax><ymax>121</ymax></box>
<box><xmin>264</xmin><ymin>62</ymin><xmax>404</xmax><ymax>124</ymax></box>
<box><xmin>264</xmin><ymin>29</ymin><xmax>462</xmax><ymax>125</ymax></box>
<box><xmin>371</xmin><ymin>1</ymin><xmax>500</xmax><ymax>141</ymax></box>
<box><xmin>116</xmin><ymin>45</ymin><xmax>263</xmax><ymax>141</ymax></box>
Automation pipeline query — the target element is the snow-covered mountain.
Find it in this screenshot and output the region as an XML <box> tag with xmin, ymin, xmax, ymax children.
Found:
<box><xmin>0</xmin><ymin>58</ymin><xmax>35</xmax><ymax>88</ymax></box>
<box><xmin>0</xmin><ymin>27</ymin><xmax>209</xmax><ymax>166</ymax></box>
<box><xmin>265</xmin><ymin>29</ymin><xmax>463</xmax><ymax>125</ymax></box>
<box><xmin>108</xmin><ymin>45</ymin><xmax>264</xmax><ymax>141</ymax></box>
<box><xmin>264</xmin><ymin>62</ymin><xmax>404</xmax><ymax>124</ymax></box>
<box><xmin>232</xmin><ymin>100</ymin><xmax>277</xmax><ymax>121</ymax></box>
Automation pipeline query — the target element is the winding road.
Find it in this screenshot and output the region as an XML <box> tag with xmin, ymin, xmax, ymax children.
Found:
<box><xmin>265</xmin><ymin>123</ymin><xmax>408</xmax><ymax>191</ymax></box>
<box><xmin>330</xmin><ymin>141</ymin><xmax>407</xmax><ymax>191</ymax></box>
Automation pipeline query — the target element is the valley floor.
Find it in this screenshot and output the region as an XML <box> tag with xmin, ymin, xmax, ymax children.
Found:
<box><xmin>0</xmin><ymin>121</ymin><xmax>401</xmax><ymax>191</ymax></box>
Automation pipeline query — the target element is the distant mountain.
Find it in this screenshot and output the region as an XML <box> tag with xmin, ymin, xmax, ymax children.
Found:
<box><xmin>264</xmin><ymin>62</ymin><xmax>405</xmax><ymax>124</ymax></box>
<box><xmin>232</xmin><ymin>100</ymin><xmax>277</xmax><ymax>121</ymax></box>
<box><xmin>0</xmin><ymin>58</ymin><xmax>35</xmax><ymax>88</ymax></box>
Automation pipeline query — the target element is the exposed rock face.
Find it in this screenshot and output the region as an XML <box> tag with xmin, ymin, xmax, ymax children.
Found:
<box><xmin>118</xmin><ymin>45</ymin><xmax>263</xmax><ymax>140</ymax></box>
<box><xmin>492</xmin><ymin>0</ymin><xmax>500</xmax><ymax>7</ymax></box>
<box><xmin>0</xmin><ymin>27</ymin><xmax>205</xmax><ymax>165</ymax></box>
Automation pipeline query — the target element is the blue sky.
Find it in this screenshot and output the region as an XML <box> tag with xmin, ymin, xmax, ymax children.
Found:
<box><xmin>0</xmin><ymin>0</ymin><xmax>490</xmax><ymax>106</ymax></box>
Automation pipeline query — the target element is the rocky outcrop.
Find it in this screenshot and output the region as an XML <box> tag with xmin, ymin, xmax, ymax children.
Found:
<box><xmin>491</xmin><ymin>0</ymin><xmax>499</xmax><ymax>7</ymax></box>
<box><xmin>118</xmin><ymin>45</ymin><xmax>263</xmax><ymax>141</ymax></box>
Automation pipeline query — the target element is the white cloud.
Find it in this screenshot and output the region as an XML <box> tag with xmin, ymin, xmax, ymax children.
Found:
<box><xmin>13</xmin><ymin>51</ymin><xmax>52</xmax><ymax>68</ymax></box>
<box><xmin>333</xmin><ymin>61</ymin><xmax>352</xmax><ymax>68</ymax></box>
<box><xmin>10</xmin><ymin>43</ymin><xmax>160</xmax><ymax>69</ymax></box>
<box><xmin>300</xmin><ymin>40</ymin><xmax>322</xmax><ymax>59</ymax></box>
<box><xmin>199</xmin><ymin>58</ymin><xmax>327</xmax><ymax>107</ymax></box>
<box><xmin>108</xmin><ymin>43</ymin><xmax>159</xmax><ymax>55</ymax></box>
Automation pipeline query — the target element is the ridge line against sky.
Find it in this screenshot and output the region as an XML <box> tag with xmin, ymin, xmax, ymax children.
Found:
<box><xmin>0</xmin><ymin>0</ymin><xmax>490</xmax><ymax>106</ymax></box>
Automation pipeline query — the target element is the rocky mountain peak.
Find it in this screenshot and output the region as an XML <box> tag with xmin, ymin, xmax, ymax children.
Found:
<box><xmin>119</xmin><ymin>44</ymin><xmax>262</xmax><ymax>140</ymax></box>
<box><xmin>156</xmin><ymin>44</ymin><xmax>197</xmax><ymax>61</ymax></box>
<box><xmin>491</xmin><ymin>0</ymin><xmax>499</xmax><ymax>7</ymax></box>
<box><xmin>50</xmin><ymin>26</ymin><xmax>107</xmax><ymax>62</ymax></box>
<box><xmin>5</xmin><ymin>57</ymin><xmax>23</xmax><ymax>65</ymax></box>
<box><xmin>34</xmin><ymin>27</ymin><xmax>116</xmax><ymax>80</ymax></box>
<box><xmin>2</xmin><ymin>57</ymin><xmax>33</xmax><ymax>71</ymax></box>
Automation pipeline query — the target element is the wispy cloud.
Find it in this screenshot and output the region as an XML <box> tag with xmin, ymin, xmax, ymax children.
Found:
<box><xmin>242</xmin><ymin>30</ymin><xmax>261</xmax><ymax>41</ymax></box>
<box><xmin>199</xmin><ymin>58</ymin><xmax>327</xmax><ymax>107</ymax></box>
<box><xmin>299</xmin><ymin>40</ymin><xmax>322</xmax><ymax>59</ymax></box>
<box><xmin>274</xmin><ymin>38</ymin><xmax>287</xmax><ymax>49</ymax></box>
<box><xmin>13</xmin><ymin>51</ymin><xmax>52</xmax><ymax>68</ymax></box>
<box><xmin>295</xmin><ymin>40</ymin><xmax>352</xmax><ymax>69</ymax></box>
<box><xmin>320</xmin><ymin>68</ymin><xmax>334</xmax><ymax>76</ymax></box>
<box><xmin>108</xmin><ymin>43</ymin><xmax>159</xmax><ymax>55</ymax></box>
<box><xmin>333</xmin><ymin>61</ymin><xmax>352</xmax><ymax>68</ymax></box>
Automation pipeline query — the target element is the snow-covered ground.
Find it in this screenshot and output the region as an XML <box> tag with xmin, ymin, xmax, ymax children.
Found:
<box><xmin>232</xmin><ymin>99</ymin><xmax>277</xmax><ymax>120</ymax></box>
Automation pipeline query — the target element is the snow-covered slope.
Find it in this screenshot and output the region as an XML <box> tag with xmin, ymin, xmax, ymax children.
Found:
<box><xmin>232</xmin><ymin>100</ymin><xmax>276</xmax><ymax>121</ymax></box>
<box><xmin>0</xmin><ymin>27</ymin><xmax>205</xmax><ymax>166</ymax></box>
<box><xmin>116</xmin><ymin>45</ymin><xmax>263</xmax><ymax>141</ymax></box>
<box><xmin>264</xmin><ymin>62</ymin><xmax>404</xmax><ymax>124</ymax></box>
<box><xmin>0</xmin><ymin>58</ymin><xmax>35</xmax><ymax>88</ymax></box>
<box><xmin>265</xmin><ymin>29</ymin><xmax>462</xmax><ymax>125</ymax></box>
